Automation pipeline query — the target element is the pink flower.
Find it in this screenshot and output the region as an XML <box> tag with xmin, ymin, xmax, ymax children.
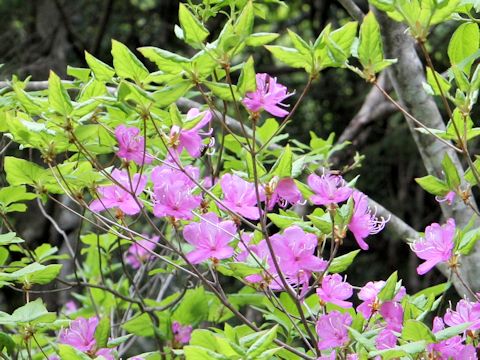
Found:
<box><xmin>115</xmin><ymin>125</ymin><xmax>152</xmax><ymax>165</ymax></box>
<box><xmin>316</xmin><ymin>311</ymin><xmax>352</xmax><ymax>350</ymax></box>
<box><xmin>242</xmin><ymin>73</ymin><xmax>293</xmax><ymax>118</ymax></box>
<box><xmin>308</xmin><ymin>174</ymin><xmax>353</xmax><ymax>206</ymax></box>
<box><xmin>246</xmin><ymin>226</ymin><xmax>326</xmax><ymax>290</ymax></box>
<box><xmin>357</xmin><ymin>281</ymin><xmax>405</xmax><ymax>318</ymax></box>
<box><xmin>267</xmin><ymin>178</ymin><xmax>303</xmax><ymax>210</ymax></box>
<box><xmin>269</xmin><ymin>226</ymin><xmax>327</xmax><ymax>289</ymax></box>
<box><xmin>379</xmin><ymin>301</ymin><xmax>403</xmax><ymax>332</ymax></box>
<box><xmin>411</xmin><ymin>219</ymin><xmax>455</xmax><ymax>275</ymax></box>
<box><xmin>172</xmin><ymin>321</ymin><xmax>192</xmax><ymax>344</ymax></box>
<box><xmin>348</xmin><ymin>191</ymin><xmax>387</xmax><ymax>250</ymax></box>
<box><xmin>183</xmin><ymin>212</ymin><xmax>237</xmax><ymax>264</ymax></box>
<box><xmin>220</xmin><ymin>173</ymin><xmax>263</xmax><ymax>220</ymax></box>
<box><xmin>170</xmin><ymin>108</ymin><xmax>212</xmax><ymax>158</ymax></box>
<box><xmin>317</xmin><ymin>351</ymin><xmax>336</xmax><ymax>360</ymax></box>
<box><xmin>151</xmin><ymin>164</ymin><xmax>202</xmax><ymax>220</ymax></box>
<box><xmin>59</xmin><ymin>317</ymin><xmax>114</xmax><ymax>360</ymax></box>
<box><xmin>427</xmin><ymin>317</ymin><xmax>464</xmax><ymax>359</ymax></box>
<box><xmin>65</xmin><ymin>301</ymin><xmax>78</xmax><ymax>315</ymax></box>
<box><xmin>444</xmin><ymin>299</ymin><xmax>480</xmax><ymax>331</ymax></box>
<box><xmin>125</xmin><ymin>235</ymin><xmax>160</xmax><ymax>269</ymax></box>
<box><xmin>375</xmin><ymin>329</ymin><xmax>397</xmax><ymax>350</ymax></box>
<box><xmin>316</xmin><ymin>274</ymin><xmax>353</xmax><ymax>308</ymax></box>
<box><xmin>90</xmin><ymin>169</ymin><xmax>146</xmax><ymax>215</ymax></box>
<box><xmin>436</xmin><ymin>191</ymin><xmax>456</xmax><ymax>205</ymax></box>
<box><xmin>236</xmin><ymin>232</ymin><xmax>253</xmax><ymax>262</ymax></box>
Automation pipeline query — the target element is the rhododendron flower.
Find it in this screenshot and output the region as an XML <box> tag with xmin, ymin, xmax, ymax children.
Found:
<box><xmin>183</xmin><ymin>212</ymin><xmax>237</xmax><ymax>264</ymax></box>
<box><xmin>427</xmin><ymin>317</ymin><xmax>465</xmax><ymax>359</ymax></box>
<box><xmin>348</xmin><ymin>191</ymin><xmax>388</xmax><ymax>250</ymax></box>
<box><xmin>375</xmin><ymin>329</ymin><xmax>397</xmax><ymax>350</ymax></box>
<box><xmin>172</xmin><ymin>321</ymin><xmax>192</xmax><ymax>344</ymax></box>
<box><xmin>125</xmin><ymin>235</ymin><xmax>160</xmax><ymax>269</ymax></box>
<box><xmin>170</xmin><ymin>108</ymin><xmax>212</xmax><ymax>158</ymax></box>
<box><xmin>316</xmin><ymin>274</ymin><xmax>353</xmax><ymax>308</ymax></box>
<box><xmin>316</xmin><ymin>311</ymin><xmax>352</xmax><ymax>350</ymax></box>
<box><xmin>59</xmin><ymin>317</ymin><xmax>114</xmax><ymax>360</ymax></box>
<box><xmin>242</xmin><ymin>73</ymin><xmax>293</xmax><ymax>118</ymax></box>
<box><xmin>236</xmin><ymin>232</ymin><xmax>253</xmax><ymax>262</ymax></box>
<box><xmin>269</xmin><ymin>226</ymin><xmax>327</xmax><ymax>289</ymax></box>
<box><xmin>436</xmin><ymin>191</ymin><xmax>456</xmax><ymax>205</ymax></box>
<box><xmin>411</xmin><ymin>219</ymin><xmax>455</xmax><ymax>275</ymax></box>
<box><xmin>244</xmin><ymin>227</ymin><xmax>326</xmax><ymax>290</ymax></box>
<box><xmin>379</xmin><ymin>301</ymin><xmax>403</xmax><ymax>332</ymax></box>
<box><xmin>266</xmin><ymin>177</ymin><xmax>303</xmax><ymax>210</ymax></box>
<box><xmin>444</xmin><ymin>299</ymin><xmax>480</xmax><ymax>331</ymax></box>
<box><xmin>65</xmin><ymin>301</ymin><xmax>78</xmax><ymax>314</ymax></box>
<box><xmin>308</xmin><ymin>173</ymin><xmax>353</xmax><ymax>206</ymax></box>
<box><xmin>115</xmin><ymin>125</ymin><xmax>152</xmax><ymax>165</ymax></box>
<box><xmin>317</xmin><ymin>351</ymin><xmax>336</xmax><ymax>360</ymax></box>
<box><xmin>90</xmin><ymin>169</ymin><xmax>147</xmax><ymax>215</ymax></box>
<box><xmin>357</xmin><ymin>281</ymin><xmax>406</xmax><ymax>318</ymax></box>
<box><xmin>220</xmin><ymin>173</ymin><xmax>263</xmax><ymax>220</ymax></box>
<box><xmin>151</xmin><ymin>164</ymin><xmax>201</xmax><ymax>220</ymax></box>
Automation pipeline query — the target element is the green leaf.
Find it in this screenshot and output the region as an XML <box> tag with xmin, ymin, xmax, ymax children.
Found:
<box><xmin>205</xmin><ymin>81</ymin><xmax>239</xmax><ymax>101</ymax></box>
<box><xmin>369</xmin><ymin>341</ymin><xmax>426</xmax><ymax>359</ymax></box>
<box><xmin>457</xmin><ymin>227</ymin><xmax>480</xmax><ymax>255</ymax></box>
<box><xmin>402</xmin><ymin>319</ymin><xmax>436</xmax><ymax>342</ymax></box>
<box><xmin>111</xmin><ymin>39</ymin><xmax>149</xmax><ymax>82</ymax></box>
<box><xmin>465</xmin><ymin>157</ymin><xmax>480</xmax><ymax>185</ymax></box>
<box><xmin>358</xmin><ymin>12</ymin><xmax>386</xmax><ymax>77</ymax></box>
<box><xmin>425</xmin><ymin>67</ymin><xmax>451</xmax><ymax>96</ymax></box>
<box><xmin>94</xmin><ymin>317</ymin><xmax>110</xmax><ymax>349</ymax></box>
<box><xmin>0</xmin><ymin>233</ymin><xmax>23</xmax><ymax>246</ymax></box>
<box><xmin>152</xmin><ymin>81</ymin><xmax>192</xmax><ymax>107</ymax></box>
<box><xmin>329</xmin><ymin>250</ymin><xmax>360</xmax><ymax>273</ymax></box>
<box><xmin>3</xmin><ymin>157</ymin><xmax>46</xmax><ymax>187</ymax></box>
<box><xmin>0</xmin><ymin>332</ymin><xmax>15</xmax><ymax>355</ymax></box>
<box><xmin>246</xmin><ymin>33</ymin><xmax>279</xmax><ymax>46</ymax></box>
<box><xmin>435</xmin><ymin>322</ymin><xmax>472</xmax><ymax>341</ymax></box>
<box><xmin>139</xmin><ymin>47</ymin><xmax>190</xmax><ymax>74</ymax></box>
<box><xmin>172</xmin><ymin>287</ymin><xmax>210</xmax><ymax>326</ymax></box>
<box><xmin>58</xmin><ymin>344</ymin><xmax>92</xmax><ymax>360</ymax></box>
<box><xmin>48</xmin><ymin>71</ymin><xmax>73</xmax><ymax>115</ymax></box>
<box><xmin>265</xmin><ymin>46</ymin><xmax>311</xmax><ymax>71</ymax></box>
<box><xmin>4</xmin><ymin>298</ymin><xmax>55</xmax><ymax>324</ymax></box>
<box><xmin>377</xmin><ymin>271</ymin><xmax>398</xmax><ymax>302</ymax></box>
<box><xmin>238</xmin><ymin>57</ymin><xmax>256</xmax><ymax>96</ymax></box>
<box><xmin>413</xmin><ymin>282</ymin><xmax>450</xmax><ymax>298</ymax></box>
<box><xmin>415</xmin><ymin>175</ymin><xmax>449</xmax><ymax>196</ymax></box>
<box><xmin>233</xmin><ymin>1</ymin><xmax>254</xmax><ymax>38</ymax></box>
<box><xmin>85</xmin><ymin>51</ymin><xmax>115</xmax><ymax>81</ymax></box>
<box><xmin>287</xmin><ymin>29</ymin><xmax>311</xmax><ymax>57</ymax></box>
<box><xmin>246</xmin><ymin>325</ymin><xmax>278</xmax><ymax>357</ymax></box>
<box><xmin>442</xmin><ymin>153</ymin><xmax>461</xmax><ymax>189</ymax></box>
<box><xmin>0</xmin><ymin>262</ymin><xmax>62</xmax><ymax>286</ymax></box>
<box><xmin>270</xmin><ymin>144</ymin><xmax>293</xmax><ymax>178</ymax></box>
<box><xmin>327</xmin><ymin>21</ymin><xmax>358</xmax><ymax>65</ymax></box>
<box><xmin>122</xmin><ymin>313</ymin><xmax>155</xmax><ymax>337</ymax></box>
<box><xmin>178</xmin><ymin>3</ymin><xmax>209</xmax><ymax>46</ymax></box>
<box><xmin>448</xmin><ymin>23</ymin><xmax>479</xmax><ymax>74</ymax></box>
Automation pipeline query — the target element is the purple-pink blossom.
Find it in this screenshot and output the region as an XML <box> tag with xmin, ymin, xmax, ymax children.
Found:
<box><xmin>316</xmin><ymin>274</ymin><xmax>353</xmax><ymax>308</ymax></box>
<box><xmin>90</xmin><ymin>169</ymin><xmax>146</xmax><ymax>215</ymax></box>
<box><xmin>348</xmin><ymin>191</ymin><xmax>387</xmax><ymax>250</ymax></box>
<box><xmin>59</xmin><ymin>317</ymin><xmax>114</xmax><ymax>360</ymax></box>
<box><xmin>357</xmin><ymin>281</ymin><xmax>406</xmax><ymax>318</ymax></box>
<box><xmin>266</xmin><ymin>177</ymin><xmax>303</xmax><ymax>210</ymax></box>
<box><xmin>242</xmin><ymin>73</ymin><xmax>293</xmax><ymax>118</ymax></box>
<box><xmin>151</xmin><ymin>164</ymin><xmax>202</xmax><ymax>220</ymax></box>
<box><xmin>125</xmin><ymin>235</ymin><xmax>160</xmax><ymax>269</ymax></box>
<box><xmin>170</xmin><ymin>108</ymin><xmax>212</xmax><ymax>158</ymax></box>
<box><xmin>220</xmin><ymin>173</ymin><xmax>263</xmax><ymax>220</ymax></box>
<box><xmin>316</xmin><ymin>311</ymin><xmax>352</xmax><ymax>350</ymax></box>
<box><xmin>183</xmin><ymin>212</ymin><xmax>237</xmax><ymax>264</ymax></box>
<box><xmin>308</xmin><ymin>173</ymin><xmax>353</xmax><ymax>206</ymax></box>
<box><xmin>427</xmin><ymin>317</ymin><xmax>465</xmax><ymax>359</ymax></box>
<box><xmin>115</xmin><ymin>125</ymin><xmax>152</xmax><ymax>165</ymax></box>
<box><xmin>172</xmin><ymin>321</ymin><xmax>192</xmax><ymax>344</ymax></box>
<box><xmin>246</xmin><ymin>226</ymin><xmax>326</xmax><ymax>290</ymax></box>
<box><xmin>436</xmin><ymin>191</ymin><xmax>456</xmax><ymax>205</ymax></box>
<box><xmin>379</xmin><ymin>301</ymin><xmax>403</xmax><ymax>332</ymax></box>
<box><xmin>444</xmin><ymin>299</ymin><xmax>480</xmax><ymax>331</ymax></box>
<box><xmin>375</xmin><ymin>329</ymin><xmax>397</xmax><ymax>350</ymax></box>
<box><xmin>411</xmin><ymin>219</ymin><xmax>455</xmax><ymax>275</ymax></box>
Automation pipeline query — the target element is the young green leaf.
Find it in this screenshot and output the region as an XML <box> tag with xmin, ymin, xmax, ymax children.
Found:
<box><xmin>111</xmin><ymin>40</ymin><xmax>149</xmax><ymax>83</ymax></box>
<box><xmin>48</xmin><ymin>71</ymin><xmax>73</xmax><ymax>116</ymax></box>
<box><xmin>85</xmin><ymin>51</ymin><xmax>115</xmax><ymax>81</ymax></box>
<box><xmin>448</xmin><ymin>23</ymin><xmax>479</xmax><ymax>74</ymax></box>
<box><xmin>237</xmin><ymin>57</ymin><xmax>256</xmax><ymax>95</ymax></box>
<box><xmin>377</xmin><ymin>271</ymin><xmax>398</xmax><ymax>302</ymax></box>
<box><xmin>94</xmin><ymin>317</ymin><xmax>110</xmax><ymax>349</ymax></box>
<box><xmin>415</xmin><ymin>175</ymin><xmax>449</xmax><ymax>196</ymax></box>
<box><xmin>441</xmin><ymin>153</ymin><xmax>461</xmax><ymax>189</ymax></box>
<box><xmin>178</xmin><ymin>3</ymin><xmax>210</xmax><ymax>46</ymax></box>
<box><xmin>402</xmin><ymin>319</ymin><xmax>436</xmax><ymax>342</ymax></box>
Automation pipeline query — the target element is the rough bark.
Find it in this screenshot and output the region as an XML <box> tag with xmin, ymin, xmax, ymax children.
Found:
<box><xmin>375</xmin><ymin>10</ymin><xmax>480</xmax><ymax>296</ymax></box>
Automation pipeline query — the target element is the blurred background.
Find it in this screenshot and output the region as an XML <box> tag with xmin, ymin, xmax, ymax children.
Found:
<box><xmin>0</xmin><ymin>0</ymin><xmax>464</xmax><ymax>304</ymax></box>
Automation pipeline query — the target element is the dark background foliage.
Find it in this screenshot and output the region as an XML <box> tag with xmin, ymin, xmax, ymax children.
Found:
<box><xmin>0</xmin><ymin>0</ymin><xmax>460</xmax><ymax>303</ymax></box>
